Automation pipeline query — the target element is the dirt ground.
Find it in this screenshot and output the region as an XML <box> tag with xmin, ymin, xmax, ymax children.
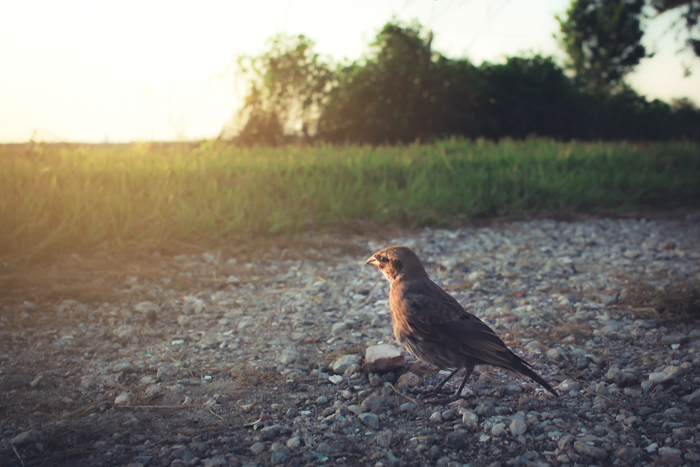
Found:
<box><xmin>1</xmin><ymin>216</ymin><xmax>699</xmax><ymax>467</ymax></box>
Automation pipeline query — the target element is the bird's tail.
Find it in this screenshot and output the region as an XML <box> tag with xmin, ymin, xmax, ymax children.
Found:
<box><xmin>506</xmin><ymin>352</ymin><xmax>559</xmax><ymax>397</ymax></box>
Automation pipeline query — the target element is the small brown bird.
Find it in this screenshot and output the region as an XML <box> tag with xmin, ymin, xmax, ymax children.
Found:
<box><xmin>366</xmin><ymin>245</ymin><xmax>558</xmax><ymax>397</ymax></box>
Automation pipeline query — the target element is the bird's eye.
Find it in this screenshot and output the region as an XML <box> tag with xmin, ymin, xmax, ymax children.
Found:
<box><xmin>379</xmin><ymin>255</ymin><xmax>388</xmax><ymax>263</ymax></box>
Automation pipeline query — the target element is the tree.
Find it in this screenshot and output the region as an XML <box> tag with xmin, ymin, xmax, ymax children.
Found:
<box><xmin>318</xmin><ymin>21</ymin><xmax>487</xmax><ymax>144</ymax></box>
<box><xmin>650</xmin><ymin>0</ymin><xmax>700</xmax><ymax>60</ymax></box>
<box><xmin>557</xmin><ymin>0</ymin><xmax>647</xmax><ymax>92</ymax></box>
<box><xmin>230</xmin><ymin>34</ymin><xmax>334</xmax><ymax>145</ymax></box>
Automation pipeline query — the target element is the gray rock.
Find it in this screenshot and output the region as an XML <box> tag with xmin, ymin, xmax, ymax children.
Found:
<box><xmin>271</xmin><ymin>451</ymin><xmax>290</xmax><ymax>465</ymax></box>
<box><xmin>114</xmin><ymin>324</ymin><xmax>134</xmax><ymax>339</ymax></box>
<box><xmin>461</xmin><ymin>410</ymin><xmax>479</xmax><ymax>428</ymax></box>
<box><xmin>360</xmin><ymin>413</ymin><xmax>380</xmax><ymax>429</ymax></box>
<box><xmin>681</xmin><ymin>388</ymin><xmax>700</xmax><ymax>406</ymax></box>
<box><xmin>614</xmin><ymin>446</ymin><xmax>641</xmax><ymax>462</ymax></box>
<box><xmin>429</xmin><ymin>412</ymin><xmax>443</xmax><ymax>424</ymax></box>
<box><xmin>201</xmin><ymin>455</ymin><xmax>226</xmax><ymax>467</ymax></box>
<box><xmin>649</xmin><ymin>365</ymin><xmax>682</xmax><ymax>385</ymax></box>
<box><xmin>659</xmin><ymin>446</ymin><xmax>682</xmax><ymax>458</ymax></box>
<box><xmin>286</xmin><ymin>436</ymin><xmax>301</xmax><ymax>449</ymax></box>
<box><xmin>316</xmin><ymin>442</ymin><xmax>332</xmax><ymax>455</ymax></box>
<box><xmin>445</xmin><ymin>430</ymin><xmax>467</xmax><ymax>449</ymax></box>
<box><xmin>332</xmin><ymin>354</ymin><xmax>361</xmax><ymax>374</ymax></box>
<box><xmin>279</xmin><ymin>349</ymin><xmax>299</xmax><ymax>365</ymax></box>
<box><xmin>270</xmin><ymin>442</ymin><xmax>290</xmax><ymax>454</ymax></box>
<box><xmin>10</xmin><ymin>429</ymin><xmax>43</xmax><ymax>446</ymax></box>
<box><xmin>509</xmin><ymin>417</ymin><xmax>528</xmax><ymax>436</ymax></box>
<box><xmin>476</xmin><ymin>400</ymin><xmax>496</xmax><ymax>417</ymax></box>
<box><xmin>113</xmin><ymin>360</ymin><xmax>132</xmax><ymax>372</ymax></box>
<box><xmin>250</xmin><ymin>442</ymin><xmax>265</xmax><ymax>455</ymax></box>
<box><xmin>361</xmin><ymin>395</ymin><xmax>384</xmax><ymax>413</ymax></box>
<box><xmin>376</xmin><ymin>429</ymin><xmax>392</xmax><ymax>448</ymax></box>
<box><xmin>331</xmin><ymin>321</ymin><xmax>349</xmax><ymax>334</ymax></box>
<box><xmin>260</xmin><ymin>424</ymin><xmax>283</xmax><ymax>441</ymax></box>
<box><xmin>558</xmin><ymin>434</ymin><xmax>574</xmax><ymax>450</ymax></box>
<box><xmin>114</xmin><ymin>392</ymin><xmax>133</xmax><ymax>406</ymax></box>
<box><xmin>574</xmin><ymin>441</ymin><xmax>607</xmax><ymax>460</ymax></box>
<box><xmin>1</xmin><ymin>375</ymin><xmax>30</xmax><ymax>390</ymax></box>
<box><xmin>398</xmin><ymin>402</ymin><xmax>417</xmax><ymax>413</ymax></box>
<box><xmin>492</xmin><ymin>423</ymin><xmax>507</xmax><ymax>437</ymax></box>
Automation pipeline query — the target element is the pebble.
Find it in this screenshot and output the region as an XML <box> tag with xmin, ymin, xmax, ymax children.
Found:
<box><xmin>361</xmin><ymin>395</ymin><xmax>384</xmax><ymax>413</ymax></box>
<box><xmin>376</xmin><ymin>429</ymin><xmax>392</xmax><ymax>448</ymax></box>
<box><xmin>491</xmin><ymin>423</ymin><xmax>507</xmax><ymax>437</ymax></box>
<box><xmin>574</xmin><ymin>441</ymin><xmax>608</xmax><ymax>460</ymax></box>
<box><xmin>509</xmin><ymin>417</ymin><xmax>527</xmax><ymax>436</ymax></box>
<box><xmin>681</xmin><ymin>388</ymin><xmax>700</xmax><ymax>406</ymax></box>
<box><xmin>114</xmin><ymin>324</ymin><xmax>135</xmax><ymax>339</ymax></box>
<box><xmin>10</xmin><ymin>429</ymin><xmax>43</xmax><ymax>446</ymax></box>
<box><xmin>332</xmin><ymin>354</ymin><xmax>361</xmax><ymax>374</ymax></box>
<box><xmin>649</xmin><ymin>365</ymin><xmax>682</xmax><ymax>385</ymax></box>
<box><xmin>114</xmin><ymin>392</ymin><xmax>133</xmax><ymax>406</ymax></box>
<box><xmin>396</xmin><ymin>371</ymin><xmax>422</xmax><ymax>388</ymax></box>
<box><xmin>360</xmin><ymin>413</ymin><xmax>380</xmax><ymax>429</ymax></box>
<box><xmin>398</xmin><ymin>402</ymin><xmax>417</xmax><ymax>413</ymax></box>
<box><xmin>461</xmin><ymin>410</ymin><xmax>479</xmax><ymax>427</ymax></box>
<box><xmin>286</xmin><ymin>436</ymin><xmax>301</xmax><ymax>449</ymax></box>
<box><xmin>365</xmin><ymin>344</ymin><xmax>406</xmax><ymax>372</ymax></box>
<box><xmin>249</xmin><ymin>442</ymin><xmax>265</xmax><ymax>455</ymax></box>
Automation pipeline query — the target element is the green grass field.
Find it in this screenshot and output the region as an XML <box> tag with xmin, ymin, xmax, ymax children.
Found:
<box><xmin>1</xmin><ymin>138</ymin><xmax>699</xmax><ymax>265</ymax></box>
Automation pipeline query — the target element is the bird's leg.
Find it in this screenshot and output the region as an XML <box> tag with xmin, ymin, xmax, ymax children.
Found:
<box><xmin>416</xmin><ymin>369</ymin><xmax>459</xmax><ymax>397</ymax></box>
<box><xmin>432</xmin><ymin>368</ymin><xmax>459</xmax><ymax>394</ymax></box>
<box><xmin>452</xmin><ymin>364</ymin><xmax>475</xmax><ymax>397</ymax></box>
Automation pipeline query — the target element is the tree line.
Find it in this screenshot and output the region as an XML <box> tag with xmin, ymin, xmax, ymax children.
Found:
<box><xmin>226</xmin><ymin>0</ymin><xmax>700</xmax><ymax>145</ymax></box>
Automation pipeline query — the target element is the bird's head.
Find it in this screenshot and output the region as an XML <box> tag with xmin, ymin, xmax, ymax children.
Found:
<box><xmin>365</xmin><ymin>246</ymin><xmax>428</xmax><ymax>283</ymax></box>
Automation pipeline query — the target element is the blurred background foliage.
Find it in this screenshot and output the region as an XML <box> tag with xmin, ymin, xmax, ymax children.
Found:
<box><xmin>228</xmin><ymin>1</ymin><xmax>700</xmax><ymax>146</ymax></box>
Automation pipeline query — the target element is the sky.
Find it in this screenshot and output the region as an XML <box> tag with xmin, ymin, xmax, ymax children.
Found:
<box><xmin>1</xmin><ymin>0</ymin><xmax>698</xmax><ymax>143</ymax></box>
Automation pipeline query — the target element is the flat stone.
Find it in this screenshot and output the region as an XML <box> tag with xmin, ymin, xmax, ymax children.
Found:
<box><xmin>365</xmin><ymin>345</ymin><xmax>406</xmax><ymax>372</ymax></box>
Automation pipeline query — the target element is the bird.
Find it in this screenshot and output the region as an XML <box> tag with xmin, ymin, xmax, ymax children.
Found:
<box><xmin>365</xmin><ymin>245</ymin><xmax>558</xmax><ymax>398</ymax></box>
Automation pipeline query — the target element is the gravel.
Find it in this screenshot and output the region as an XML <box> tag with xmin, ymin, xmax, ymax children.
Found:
<box><xmin>1</xmin><ymin>215</ymin><xmax>699</xmax><ymax>466</ymax></box>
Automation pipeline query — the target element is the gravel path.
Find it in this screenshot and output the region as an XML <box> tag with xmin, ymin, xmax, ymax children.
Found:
<box><xmin>1</xmin><ymin>215</ymin><xmax>700</xmax><ymax>467</ymax></box>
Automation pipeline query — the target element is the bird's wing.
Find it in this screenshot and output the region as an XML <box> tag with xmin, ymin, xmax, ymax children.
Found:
<box><xmin>401</xmin><ymin>288</ymin><xmax>514</xmax><ymax>367</ymax></box>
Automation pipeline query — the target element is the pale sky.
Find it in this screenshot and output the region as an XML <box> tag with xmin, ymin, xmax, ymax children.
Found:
<box><xmin>1</xmin><ymin>0</ymin><xmax>698</xmax><ymax>143</ymax></box>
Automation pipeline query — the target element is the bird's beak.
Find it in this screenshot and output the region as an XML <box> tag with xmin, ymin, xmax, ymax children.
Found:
<box><xmin>365</xmin><ymin>255</ymin><xmax>379</xmax><ymax>266</ymax></box>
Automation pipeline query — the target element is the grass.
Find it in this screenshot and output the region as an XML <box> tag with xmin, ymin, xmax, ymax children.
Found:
<box><xmin>1</xmin><ymin>138</ymin><xmax>699</xmax><ymax>266</ymax></box>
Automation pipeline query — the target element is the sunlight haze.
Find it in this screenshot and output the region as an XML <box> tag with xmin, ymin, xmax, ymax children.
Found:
<box><xmin>1</xmin><ymin>0</ymin><xmax>698</xmax><ymax>142</ymax></box>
